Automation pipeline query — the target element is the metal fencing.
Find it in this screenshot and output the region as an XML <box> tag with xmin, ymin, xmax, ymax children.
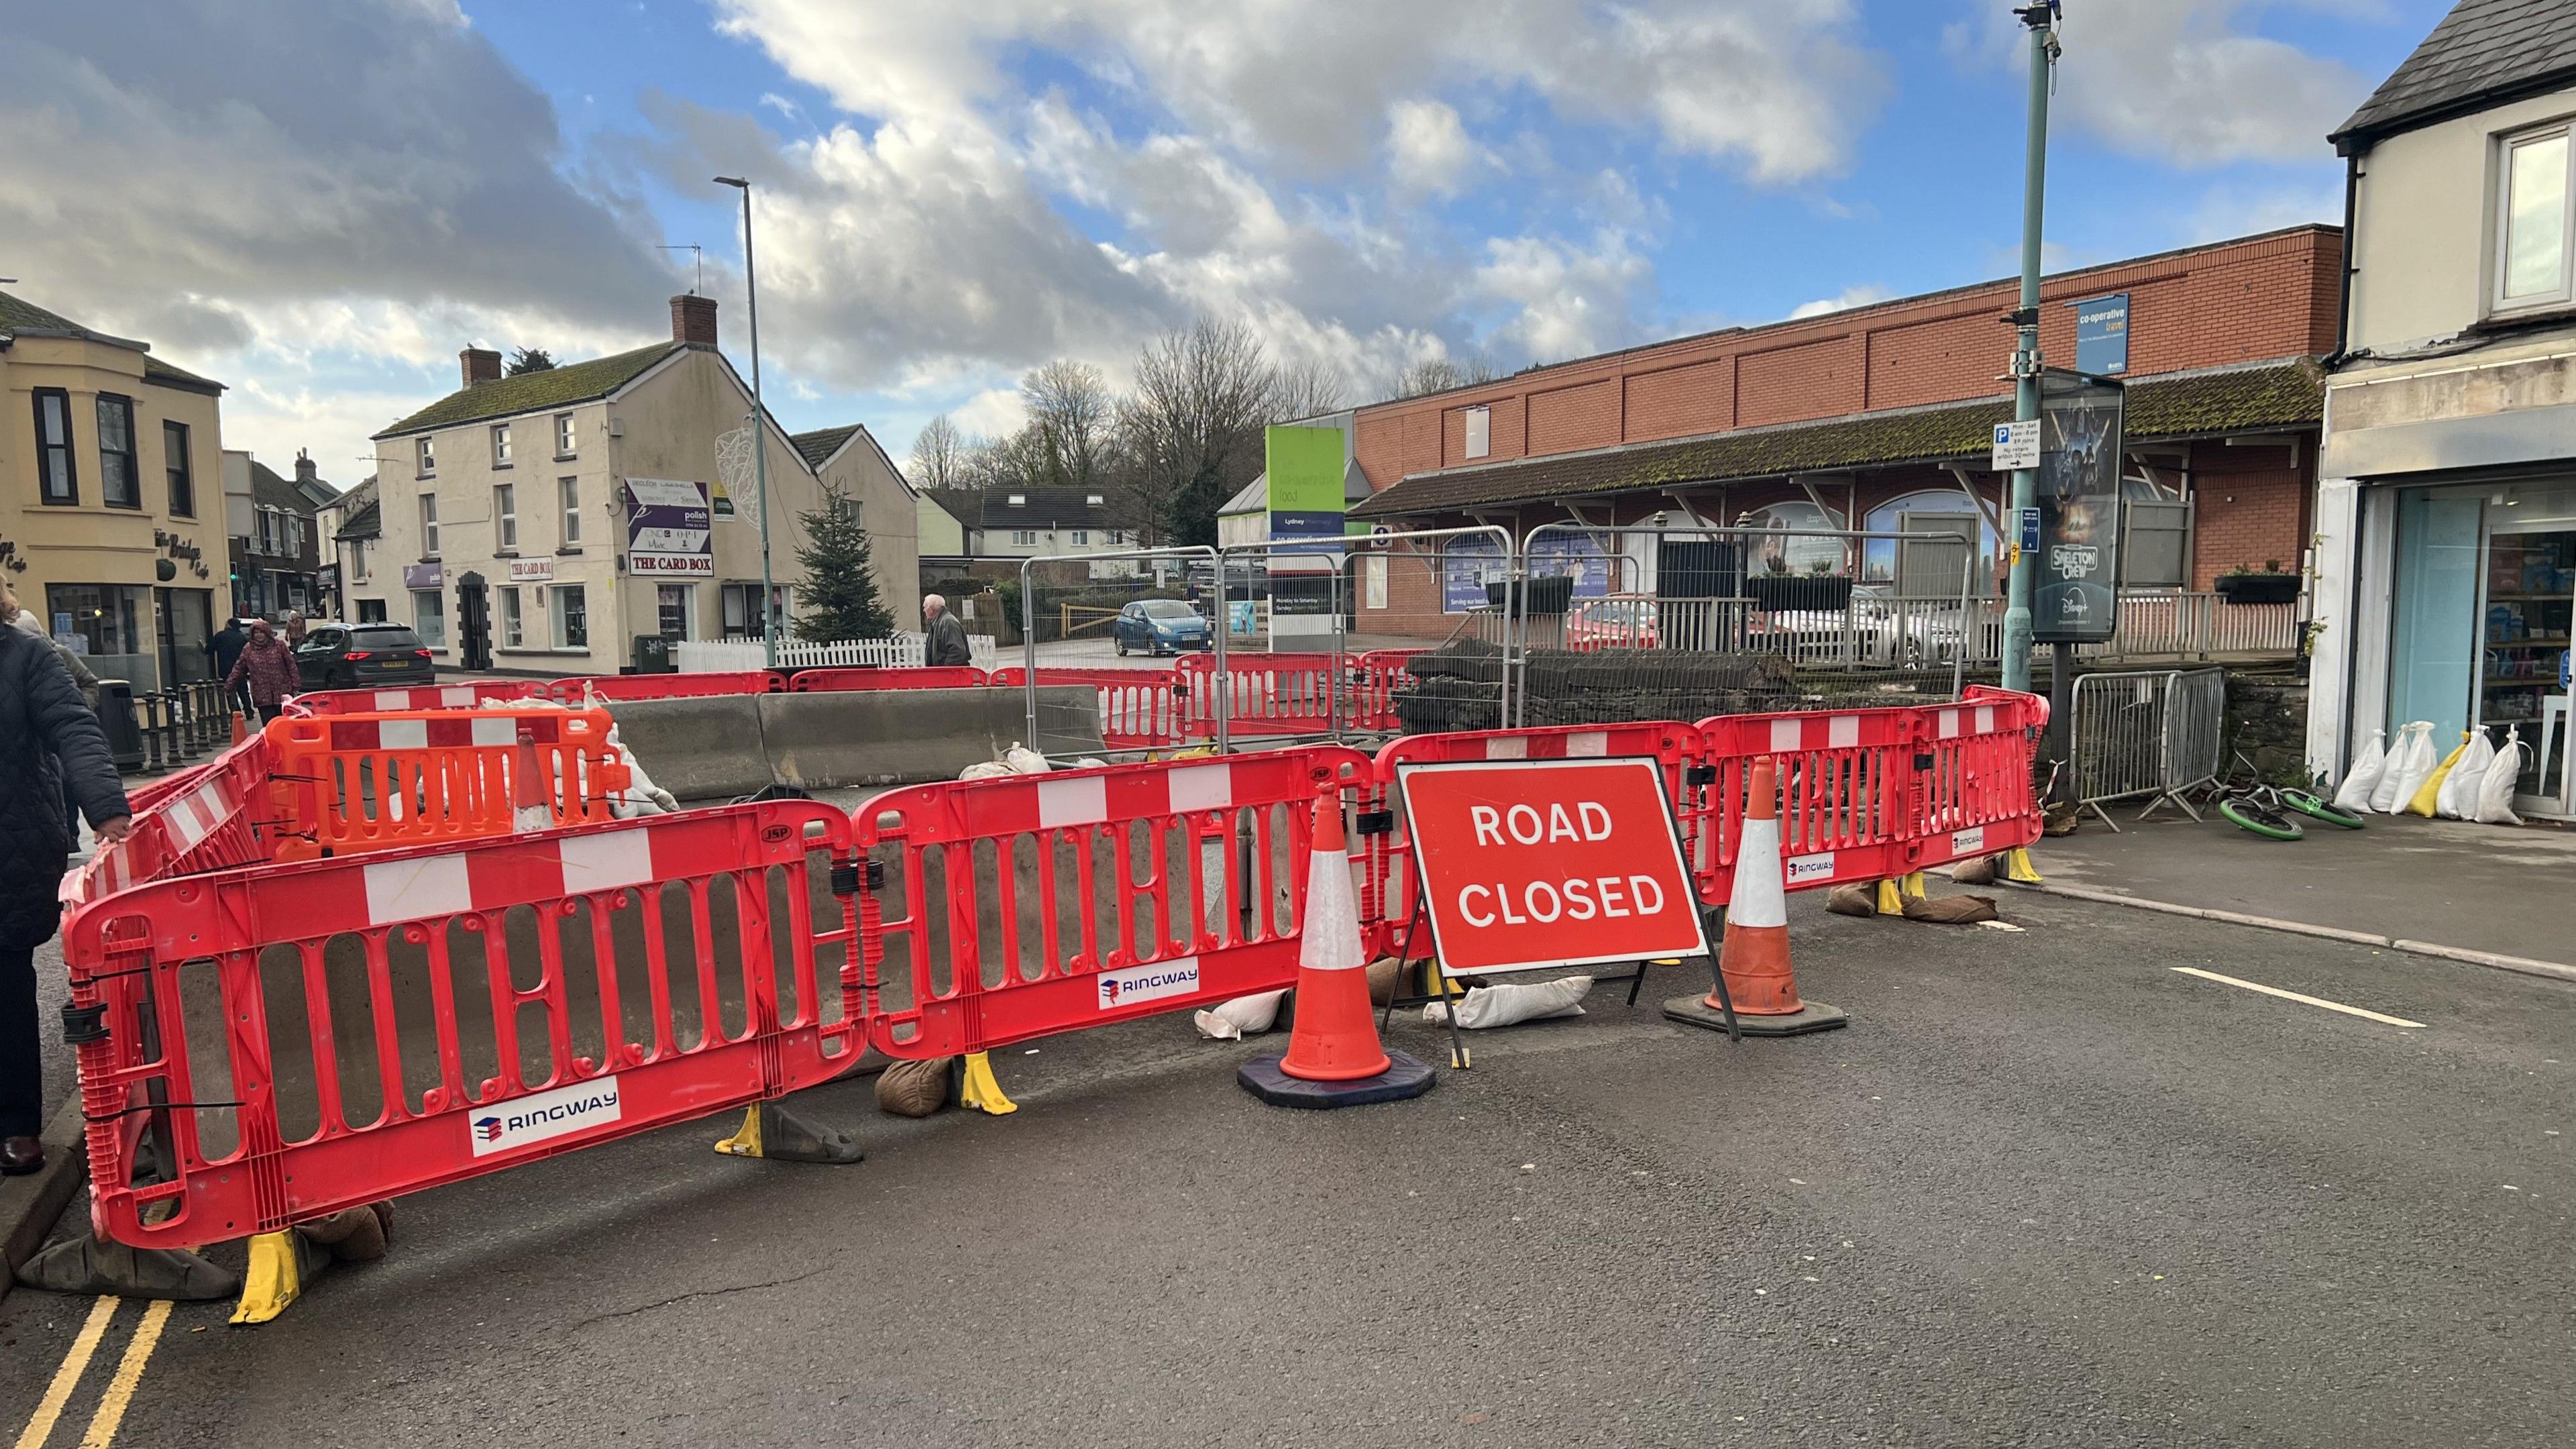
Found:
<box><xmin>2068</xmin><ymin>667</ymin><xmax>2225</xmax><ymax>828</ymax></box>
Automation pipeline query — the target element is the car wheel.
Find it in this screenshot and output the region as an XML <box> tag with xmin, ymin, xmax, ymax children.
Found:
<box><xmin>1115</xmin><ymin>636</ymin><xmax>1128</xmax><ymax>656</ymax></box>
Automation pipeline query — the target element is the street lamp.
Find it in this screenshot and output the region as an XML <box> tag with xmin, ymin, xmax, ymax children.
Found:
<box><xmin>712</xmin><ymin>175</ymin><xmax>777</xmax><ymax>667</ymax></box>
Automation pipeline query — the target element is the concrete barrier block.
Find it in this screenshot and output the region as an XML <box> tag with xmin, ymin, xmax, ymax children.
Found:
<box><xmin>761</xmin><ymin>688</ymin><xmax>1002</xmax><ymax>789</ymax></box>
<box><xmin>608</xmin><ymin>694</ymin><xmax>773</xmax><ymax>802</ymax></box>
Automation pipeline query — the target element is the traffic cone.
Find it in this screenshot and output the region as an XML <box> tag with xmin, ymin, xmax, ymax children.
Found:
<box><xmin>231</xmin><ymin>710</ymin><xmax>248</xmax><ymax>745</ymax></box>
<box><xmin>1239</xmin><ymin>788</ymin><xmax>1436</xmax><ymax>1108</ymax></box>
<box><xmin>1665</xmin><ymin>755</ymin><xmax>1847</xmax><ymax>1037</ymax></box>
<box><xmin>511</xmin><ymin>724</ymin><xmax>553</xmax><ymax>833</ymax></box>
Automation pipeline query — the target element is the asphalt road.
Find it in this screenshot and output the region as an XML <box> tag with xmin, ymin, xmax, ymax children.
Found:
<box><xmin>6</xmin><ymin>888</ymin><xmax>2570</xmax><ymax>1448</ymax></box>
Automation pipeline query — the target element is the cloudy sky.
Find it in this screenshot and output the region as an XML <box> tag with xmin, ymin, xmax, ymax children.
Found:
<box><xmin>0</xmin><ymin>0</ymin><xmax>2447</xmax><ymax>488</ymax></box>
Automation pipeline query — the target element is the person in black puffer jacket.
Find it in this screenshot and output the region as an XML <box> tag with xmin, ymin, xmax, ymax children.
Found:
<box><xmin>0</xmin><ymin>618</ymin><xmax>131</xmax><ymax>1176</ymax></box>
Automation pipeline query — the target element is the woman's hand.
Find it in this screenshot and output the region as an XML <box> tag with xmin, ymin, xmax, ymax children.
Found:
<box><xmin>93</xmin><ymin>816</ymin><xmax>133</xmax><ymax>844</ymax></box>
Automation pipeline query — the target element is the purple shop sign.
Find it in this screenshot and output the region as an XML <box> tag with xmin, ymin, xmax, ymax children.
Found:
<box><xmin>402</xmin><ymin>561</ymin><xmax>443</xmax><ymax>590</ymax></box>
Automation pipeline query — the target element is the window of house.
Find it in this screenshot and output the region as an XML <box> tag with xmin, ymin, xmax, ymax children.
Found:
<box><xmin>558</xmin><ymin>477</ymin><xmax>582</xmax><ymax>545</ymax></box>
<box><xmin>494</xmin><ymin>483</ymin><xmax>517</xmax><ymax>549</ymax></box>
<box><xmin>420</xmin><ymin>494</ymin><xmax>440</xmax><ymax>556</ymax></box>
<box><xmin>33</xmin><ymin>388</ymin><xmax>76</xmax><ymax>504</ymax></box>
<box><xmin>1072</xmin><ymin>529</ymin><xmax>1090</xmax><ymax>546</ymax></box>
<box><xmin>413</xmin><ymin>588</ymin><xmax>446</xmax><ymax>648</ymax></box>
<box><xmin>1085</xmin><ymin>493</ymin><xmax>1104</xmax><ymax>506</ymax></box>
<box><xmin>1012</xmin><ymin>529</ymin><xmax>1038</xmax><ymax>545</ymax></box>
<box><xmin>349</xmin><ymin>537</ymin><xmax>370</xmax><ymax>583</ymax></box>
<box><xmin>2498</xmin><ymin>123</ymin><xmax>2573</xmax><ymax>312</ymax></box>
<box><xmin>554</xmin><ymin>413</ymin><xmax>576</xmax><ymax>455</ymax></box>
<box><xmin>417</xmin><ymin>436</ymin><xmax>436</xmax><ymax>476</ymax></box>
<box><xmin>552</xmin><ymin>585</ymin><xmax>587</xmax><ymax>648</ymax></box>
<box><xmin>491</xmin><ymin>423</ymin><xmax>513</xmax><ymax>466</ymax></box>
<box><xmin>358</xmin><ymin>598</ymin><xmax>388</xmax><ymax>623</ymax></box>
<box><xmin>97</xmin><ymin>394</ymin><xmax>139</xmax><ymax>508</ymax></box>
<box><xmin>1007</xmin><ymin>494</ymin><xmax>1026</xmax><ymax>506</ymax></box>
<box><xmin>498</xmin><ymin>586</ymin><xmax>523</xmax><ymax>648</ymax></box>
<box><xmin>164</xmin><ymin>421</ymin><xmax>195</xmax><ymax>517</ymax></box>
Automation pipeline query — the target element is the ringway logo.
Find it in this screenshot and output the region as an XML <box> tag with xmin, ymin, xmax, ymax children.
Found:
<box><xmin>1097</xmin><ymin>959</ymin><xmax>1201</xmax><ymax>1011</ymax></box>
<box><xmin>1951</xmin><ymin>826</ymin><xmax>1986</xmax><ymax>856</ymax></box>
<box><xmin>1785</xmin><ymin>853</ymin><xmax>1837</xmax><ymax>886</ymax></box>
<box><xmin>466</xmin><ymin>1074</ymin><xmax>623</xmax><ymax>1158</ymax></box>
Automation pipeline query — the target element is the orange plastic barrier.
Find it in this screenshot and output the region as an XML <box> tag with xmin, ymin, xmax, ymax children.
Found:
<box><xmin>61</xmin><ymin>802</ymin><xmax>863</xmax><ymax>1252</ymax></box>
<box><xmin>261</xmin><ymin>709</ymin><xmax>629</xmax><ymax>862</ymax></box>
<box><xmin>289</xmin><ymin>682</ymin><xmax>544</xmax><ymax>717</ymax></box>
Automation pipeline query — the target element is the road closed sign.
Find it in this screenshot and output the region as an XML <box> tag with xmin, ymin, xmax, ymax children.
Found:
<box><xmin>1395</xmin><ymin>757</ymin><xmax>1710</xmax><ymax>975</ymax></box>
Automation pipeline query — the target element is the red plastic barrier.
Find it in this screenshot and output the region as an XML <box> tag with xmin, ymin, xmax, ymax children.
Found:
<box><xmin>989</xmin><ymin>665</ymin><xmax>1191</xmax><ymax>750</ymax></box>
<box><xmin>262</xmin><ymin>709</ymin><xmax>630</xmax><ymax>862</ymax></box>
<box><xmin>852</xmin><ymin>745</ymin><xmax>1371</xmax><ymax>1059</ymax></box>
<box><xmin>61</xmin><ymin>802</ymin><xmax>863</xmax><ymax>1251</ymax></box>
<box><xmin>542</xmin><ymin>671</ymin><xmax>787</xmax><ymax>703</ymax></box>
<box><xmin>290</xmin><ymin>682</ymin><xmax>543</xmax><ymax>717</ymax></box>
<box><xmin>64</xmin><ymin>734</ymin><xmax>277</xmax><ymax>908</ymax></box>
<box><xmin>1693</xmin><ymin>704</ymin><xmax>1923</xmax><ymax>900</ymax></box>
<box><xmin>790</xmin><ymin>666</ymin><xmax>990</xmax><ymax>692</ymax></box>
<box><xmin>1907</xmin><ymin>687</ymin><xmax>2046</xmax><ymax>869</ymax></box>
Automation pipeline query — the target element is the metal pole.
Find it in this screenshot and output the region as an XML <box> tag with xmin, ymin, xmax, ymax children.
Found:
<box><xmin>717</xmin><ymin>176</ymin><xmax>778</xmax><ymax>669</ymax></box>
<box><xmin>2001</xmin><ymin>5</ymin><xmax>2057</xmax><ymax>696</ymax></box>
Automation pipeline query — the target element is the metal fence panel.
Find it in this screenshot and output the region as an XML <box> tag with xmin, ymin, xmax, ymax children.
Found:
<box><xmin>2070</xmin><ymin>667</ymin><xmax>2224</xmax><ymax>828</ymax></box>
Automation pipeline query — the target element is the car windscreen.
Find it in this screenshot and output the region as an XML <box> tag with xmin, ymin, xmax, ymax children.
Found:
<box><xmin>1140</xmin><ymin>601</ymin><xmax>1197</xmax><ymax>619</ymax></box>
<box><xmin>350</xmin><ymin>627</ymin><xmax>425</xmax><ymax>650</ymax></box>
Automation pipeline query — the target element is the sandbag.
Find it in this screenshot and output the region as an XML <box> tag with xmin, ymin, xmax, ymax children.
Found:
<box><xmin>959</xmin><ymin>759</ymin><xmax>1013</xmax><ymax>780</ymax></box>
<box><xmin>2377</xmin><ymin>722</ymin><xmax>2433</xmax><ymax>813</ymax></box>
<box><xmin>1901</xmin><ymin>892</ymin><xmax>2000</xmax><ymax>924</ymax></box>
<box><xmin>1825</xmin><ymin>882</ymin><xmax>1880</xmax><ymax>916</ymax></box>
<box><xmin>875</xmin><ymin>1057</ymin><xmax>955</xmax><ymax>1117</ymax></box>
<box><xmin>1366</xmin><ymin>956</ymin><xmax>1405</xmax><ymax>1005</ymax></box>
<box><xmin>1192</xmin><ymin>988</ymin><xmax>1288</xmax><ymax>1040</ymax></box>
<box><xmin>2438</xmin><ymin>731</ymin><xmax>2494</xmax><ymax>818</ymax></box>
<box><xmin>299</xmin><ymin>1201</ymin><xmax>393</xmax><ymax>1263</ymax></box>
<box><xmin>1423</xmin><ymin>974</ymin><xmax>1593</xmax><ymax>1028</ymax></box>
<box><xmin>1004</xmin><ymin>743</ymin><xmax>1051</xmax><ymax>774</ymax></box>
<box><xmin>2404</xmin><ymin>735</ymin><xmax>2470</xmax><ymax>818</ymax></box>
<box><xmin>1951</xmin><ymin>855</ymin><xmax>1998</xmax><ymax>885</ymax></box>
<box><xmin>2332</xmin><ymin>729</ymin><xmax>2387</xmax><ymax>814</ymax></box>
<box><xmin>2476</xmin><ymin>727</ymin><xmax>2526</xmax><ymax>826</ymax></box>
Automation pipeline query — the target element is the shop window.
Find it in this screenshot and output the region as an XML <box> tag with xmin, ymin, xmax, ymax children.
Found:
<box><xmin>499</xmin><ymin>586</ymin><xmax>523</xmax><ymax>648</ymax></box>
<box><xmin>657</xmin><ymin>584</ymin><xmax>693</xmax><ymax>641</ymax></box>
<box><xmin>1861</xmin><ymin>490</ymin><xmax>1998</xmax><ymax>593</ymax></box>
<box><xmin>358</xmin><ymin>598</ymin><xmax>388</xmax><ymax>624</ymax></box>
<box><xmin>553</xmin><ymin>585</ymin><xmax>587</xmax><ymax>649</ymax></box>
<box><xmin>1739</xmin><ymin>500</ymin><xmax>1848</xmax><ymax>578</ymax></box>
<box><xmin>413</xmin><ymin>588</ymin><xmax>446</xmax><ymax>648</ymax></box>
<box><xmin>46</xmin><ymin>584</ymin><xmax>148</xmax><ymax>660</ymax></box>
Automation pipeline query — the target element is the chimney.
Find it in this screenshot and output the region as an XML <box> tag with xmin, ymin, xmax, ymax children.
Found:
<box><xmin>671</xmin><ymin>293</ymin><xmax>718</xmax><ymax>347</ymax></box>
<box><xmin>294</xmin><ymin>448</ymin><xmax>317</xmax><ymax>485</ymax></box>
<box><xmin>460</xmin><ymin>347</ymin><xmax>502</xmax><ymax>388</ymax></box>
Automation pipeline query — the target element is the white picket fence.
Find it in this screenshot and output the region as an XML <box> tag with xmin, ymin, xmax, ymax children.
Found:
<box><xmin>674</xmin><ymin>633</ymin><xmax>999</xmax><ymax>674</ymax></box>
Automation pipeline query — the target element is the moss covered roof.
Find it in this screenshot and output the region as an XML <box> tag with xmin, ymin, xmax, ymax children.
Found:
<box><xmin>1351</xmin><ymin>359</ymin><xmax>2324</xmax><ymax>519</ymax></box>
<box><xmin>373</xmin><ymin>341</ymin><xmax>682</xmax><ymax>439</ymax></box>
<box><xmin>0</xmin><ymin>289</ymin><xmax>225</xmax><ymax>392</ymax></box>
<box><xmin>790</xmin><ymin>423</ymin><xmax>861</xmax><ymax>468</ymax></box>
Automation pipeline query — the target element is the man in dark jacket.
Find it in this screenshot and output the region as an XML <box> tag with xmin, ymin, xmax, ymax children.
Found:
<box><xmin>212</xmin><ymin>616</ymin><xmax>249</xmax><ymax>714</ymax></box>
<box><xmin>1</xmin><ymin>619</ymin><xmax>131</xmax><ymax>1175</ymax></box>
<box><xmin>922</xmin><ymin>593</ymin><xmax>973</xmax><ymax>667</ymax></box>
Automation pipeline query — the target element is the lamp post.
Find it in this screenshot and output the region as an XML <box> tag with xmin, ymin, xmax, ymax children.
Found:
<box><xmin>2000</xmin><ymin>3</ymin><xmax>2059</xmax><ymax>697</ymax></box>
<box><xmin>712</xmin><ymin>175</ymin><xmax>777</xmax><ymax>668</ymax></box>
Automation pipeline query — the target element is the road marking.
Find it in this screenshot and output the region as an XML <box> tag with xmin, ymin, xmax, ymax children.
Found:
<box><xmin>75</xmin><ymin>1299</ymin><xmax>170</xmax><ymax>1449</ymax></box>
<box><xmin>13</xmin><ymin>1297</ymin><xmax>117</xmax><ymax>1449</ymax></box>
<box><xmin>2170</xmin><ymin>967</ymin><xmax>2426</xmax><ymax>1028</ymax></box>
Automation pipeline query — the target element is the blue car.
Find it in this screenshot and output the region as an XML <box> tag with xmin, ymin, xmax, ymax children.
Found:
<box><xmin>1113</xmin><ymin>599</ymin><xmax>1211</xmax><ymax>655</ymax></box>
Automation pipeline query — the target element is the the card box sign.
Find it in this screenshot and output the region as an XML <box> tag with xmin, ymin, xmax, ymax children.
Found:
<box><xmin>1395</xmin><ymin>756</ymin><xmax>1710</xmax><ymax>975</ymax></box>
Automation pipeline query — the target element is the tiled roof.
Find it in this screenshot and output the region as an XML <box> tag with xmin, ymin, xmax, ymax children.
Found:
<box><xmin>1352</xmin><ymin>360</ymin><xmax>2325</xmax><ymax>519</ymax></box>
<box><xmin>336</xmin><ymin>499</ymin><xmax>382</xmax><ymax>541</ymax></box>
<box><xmin>144</xmin><ymin>356</ymin><xmax>225</xmax><ymax>394</ymax></box>
<box><xmin>0</xmin><ymin>288</ymin><xmax>226</xmax><ymax>392</ymax></box>
<box><xmin>2332</xmin><ymin>0</ymin><xmax>2576</xmax><ymax>150</ymax></box>
<box><xmin>791</xmin><ymin>423</ymin><xmax>861</xmax><ymax>468</ymax></box>
<box><xmin>0</xmin><ymin>290</ymin><xmax>91</xmax><ymax>335</ymax></box>
<box><xmin>981</xmin><ymin>488</ymin><xmax>1115</xmax><ymax>529</ymax></box>
<box><xmin>373</xmin><ymin>341</ymin><xmax>681</xmax><ymax>438</ymax></box>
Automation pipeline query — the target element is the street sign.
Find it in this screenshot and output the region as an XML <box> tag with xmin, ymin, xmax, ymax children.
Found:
<box><xmin>1991</xmin><ymin>420</ymin><xmax>2041</xmax><ymax>471</ymax></box>
<box><xmin>1394</xmin><ymin>757</ymin><xmax>1709</xmax><ymax>975</ymax></box>
<box><xmin>2070</xmin><ymin>293</ymin><xmax>2131</xmax><ymax>376</ymax></box>
<box><xmin>2017</xmin><ymin>506</ymin><xmax>2043</xmax><ymax>551</ymax></box>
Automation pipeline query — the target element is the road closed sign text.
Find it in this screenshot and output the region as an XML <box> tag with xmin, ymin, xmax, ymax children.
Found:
<box><xmin>1396</xmin><ymin>757</ymin><xmax>1709</xmax><ymax>975</ymax></box>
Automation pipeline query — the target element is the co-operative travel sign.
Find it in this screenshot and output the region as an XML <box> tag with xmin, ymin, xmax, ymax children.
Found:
<box><xmin>1396</xmin><ymin>757</ymin><xmax>1709</xmax><ymax>974</ymax></box>
<box><xmin>625</xmin><ymin>476</ymin><xmax>714</xmax><ymax>576</ymax></box>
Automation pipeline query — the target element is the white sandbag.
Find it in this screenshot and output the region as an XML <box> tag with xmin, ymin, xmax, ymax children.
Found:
<box><xmin>2332</xmin><ymin>729</ymin><xmax>2387</xmax><ymax>814</ymax></box>
<box><xmin>1191</xmin><ymin>989</ymin><xmax>1288</xmax><ymax>1040</ymax></box>
<box><xmin>959</xmin><ymin>759</ymin><xmax>1014</xmax><ymax>780</ymax></box>
<box><xmin>2475</xmin><ymin>728</ymin><xmax>2526</xmax><ymax>826</ymax></box>
<box><xmin>1421</xmin><ymin>975</ymin><xmax>1594</xmax><ymax>1029</ymax></box>
<box><xmin>603</xmin><ymin>722</ymin><xmax>679</xmax><ymax>818</ymax></box>
<box><xmin>2377</xmin><ymin>722</ymin><xmax>2434</xmax><ymax>814</ymax></box>
<box><xmin>1004</xmin><ymin>743</ymin><xmax>1051</xmax><ymax>775</ymax></box>
<box><xmin>2437</xmin><ymin>731</ymin><xmax>2493</xmax><ymax>818</ymax></box>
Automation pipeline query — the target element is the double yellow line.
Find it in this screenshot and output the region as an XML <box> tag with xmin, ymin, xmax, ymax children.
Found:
<box><xmin>12</xmin><ymin>1297</ymin><xmax>172</xmax><ymax>1449</ymax></box>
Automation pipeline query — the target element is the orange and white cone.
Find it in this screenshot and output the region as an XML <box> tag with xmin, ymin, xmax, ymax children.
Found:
<box><xmin>1665</xmin><ymin>755</ymin><xmax>1847</xmax><ymax>1037</ymax></box>
<box><xmin>1240</xmin><ymin>788</ymin><xmax>1436</xmax><ymax>1108</ymax></box>
<box><xmin>511</xmin><ymin>725</ymin><xmax>555</xmax><ymax>833</ymax></box>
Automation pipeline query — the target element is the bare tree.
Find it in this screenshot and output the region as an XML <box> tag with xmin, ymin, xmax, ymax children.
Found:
<box><xmin>908</xmin><ymin>414</ymin><xmax>966</xmax><ymax>490</ymax></box>
<box><xmin>1117</xmin><ymin>317</ymin><xmax>1277</xmax><ymax>547</ymax></box>
<box><xmin>1393</xmin><ymin>352</ymin><xmax>1501</xmax><ymax>400</ymax></box>
<box><xmin>1022</xmin><ymin>359</ymin><xmax>1116</xmax><ymax>492</ymax></box>
<box><xmin>1269</xmin><ymin>356</ymin><xmax>1346</xmax><ymax>423</ymax></box>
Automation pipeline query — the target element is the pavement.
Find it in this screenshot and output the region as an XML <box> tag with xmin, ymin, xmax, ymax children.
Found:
<box><xmin>6</xmin><ymin>885</ymin><xmax>2569</xmax><ymax>1448</ymax></box>
<box><xmin>2027</xmin><ymin>810</ymin><xmax>2574</xmax><ymax>969</ymax></box>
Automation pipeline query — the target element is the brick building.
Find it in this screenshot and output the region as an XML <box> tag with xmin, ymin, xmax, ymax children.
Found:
<box><xmin>1344</xmin><ymin>225</ymin><xmax>2343</xmax><ymax>635</ymax></box>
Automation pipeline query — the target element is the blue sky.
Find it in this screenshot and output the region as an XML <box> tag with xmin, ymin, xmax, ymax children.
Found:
<box><xmin>0</xmin><ymin>1</ymin><xmax>2455</xmax><ymax>483</ymax></box>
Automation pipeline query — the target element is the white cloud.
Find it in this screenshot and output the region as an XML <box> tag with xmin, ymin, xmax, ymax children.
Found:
<box><xmin>1949</xmin><ymin>1</ymin><xmax>2373</xmax><ymax>167</ymax></box>
<box><xmin>1387</xmin><ymin>99</ymin><xmax>1491</xmax><ymax>197</ymax></box>
<box><xmin>1474</xmin><ymin>230</ymin><xmax>1657</xmax><ymax>363</ymax></box>
<box><xmin>1790</xmin><ymin>284</ymin><xmax>1894</xmax><ymax>320</ymax></box>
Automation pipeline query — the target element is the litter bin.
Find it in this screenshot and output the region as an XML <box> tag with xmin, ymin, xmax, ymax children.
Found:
<box><xmin>632</xmin><ymin>635</ymin><xmax>675</xmax><ymax>674</ymax></box>
<box><xmin>97</xmin><ymin>679</ymin><xmax>146</xmax><ymax>773</ymax></box>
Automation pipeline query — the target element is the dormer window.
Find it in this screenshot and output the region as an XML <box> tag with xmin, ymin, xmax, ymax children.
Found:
<box><xmin>1085</xmin><ymin>493</ymin><xmax>1104</xmax><ymax>505</ymax></box>
<box><xmin>1007</xmin><ymin>493</ymin><xmax>1026</xmax><ymax>506</ymax></box>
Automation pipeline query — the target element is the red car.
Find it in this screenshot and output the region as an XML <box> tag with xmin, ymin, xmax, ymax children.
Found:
<box><xmin>1561</xmin><ymin>595</ymin><xmax>1660</xmax><ymax>651</ymax></box>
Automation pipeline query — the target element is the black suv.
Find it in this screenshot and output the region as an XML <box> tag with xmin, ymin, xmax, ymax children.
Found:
<box><xmin>294</xmin><ymin>623</ymin><xmax>437</xmax><ymax>690</ymax></box>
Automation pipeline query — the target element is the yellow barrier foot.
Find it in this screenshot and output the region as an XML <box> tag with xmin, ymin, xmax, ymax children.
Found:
<box><xmin>2002</xmin><ymin>847</ymin><xmax>2044</xmax><ymax>884</ymax></box>
<box><xmin>714</xmin><ymin>1100</ymin><xmax>865</xmax><ymax>1163</ymax></box>
<box><xmin>1874</xmin><ymin>879</ymin><xmax>1906</xmax><ymax>915</ymax></box>
<box><xmin>229</xmin><ymin>1230</ymin><xmax>328</xmax><ymax>1326</ymax></box>
<box><xmin>959</xmin><ymin>1053</ymin><xmax>1020</xmax><ymax>1116</ymax></box>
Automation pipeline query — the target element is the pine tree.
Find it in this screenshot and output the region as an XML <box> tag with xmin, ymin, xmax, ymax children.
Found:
<box><xmin>791</xmin><ymin>486</ymin><xmax>896</xmax><ymax>641</ymax></box>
